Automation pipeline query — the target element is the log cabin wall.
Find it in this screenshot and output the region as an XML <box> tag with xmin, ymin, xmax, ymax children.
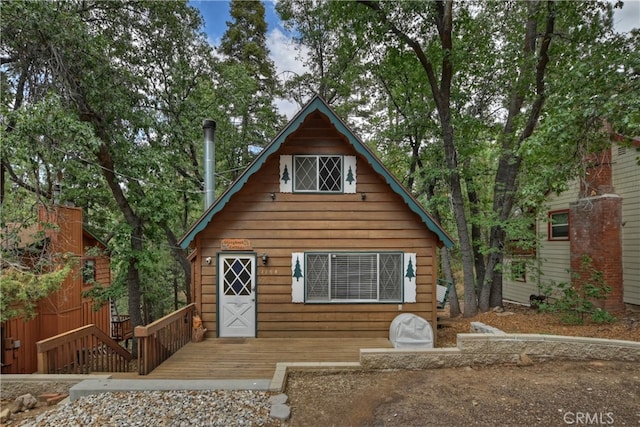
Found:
<box><xmin>196</xmin><ymin>112</ymin><xmax>439</xmax><ymax>338</ymax></box>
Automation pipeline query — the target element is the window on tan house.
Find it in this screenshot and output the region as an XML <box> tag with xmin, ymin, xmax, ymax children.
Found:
<box><xmin>511</xmin><ymin>259</ymin><xmax>527</xmax><ymax>282</ymax></box>
<box><xmin>548</xmin><ymin>210</ymin><xmax>569</xmax><ymax>240</ymax></box>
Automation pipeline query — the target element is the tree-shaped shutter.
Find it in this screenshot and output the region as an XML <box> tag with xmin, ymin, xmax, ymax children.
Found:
<box><xmin>280</xmin><ymin>155</ymin><xmax>292</xmax><ymax>193</ymax></box>
<box><xmin>343</xmin><ymin>156</ymin><xmax>356</xmax><ymax>193</ymax></box>
<box><xmin>291</xmin><ymin>252</ymin><xmax>304</xmax><ymax>302</ymax></box>
<box><xmin>403</xmin><ymin>253</ymin><xmax>417</xmax><ymax>303</ymax></box>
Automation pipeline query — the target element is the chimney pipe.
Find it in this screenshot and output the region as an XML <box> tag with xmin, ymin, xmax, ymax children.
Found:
<box><xmin>203</xmin><ymin>119</ymin><xmax>216</xmax><ymax>210</ymax></box>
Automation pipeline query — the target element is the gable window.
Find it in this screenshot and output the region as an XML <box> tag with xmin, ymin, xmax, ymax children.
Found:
<box><xmin>280</xmin><ymin>155</ymin><xmax>357</xmax><ymax>194</ymax></box>
<box><xmin>548</xmin><ymin>210</ymin><xmax>569</xmax><ymax>240</ymax></box>
<box><xmin>302</xmin><ymin>252</ymin><xmax>403</xmax><ymax>302</ymax></box>
<box><xmin>294</xmin><ymin>155</ymin><xmax>342</xmax><ymax>192</ymax></box>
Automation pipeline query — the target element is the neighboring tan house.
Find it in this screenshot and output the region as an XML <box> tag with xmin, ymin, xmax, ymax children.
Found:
<box><xmin>503</xmin><ymin>139</ymin><xmax>640</xmax><ymax>311</ymax></box>
<box><xmin>179</xmin><ymin>96</ymin><xmax>454</xmax><ymax>340</ymax></box>
<box><xmin>1</xmin><ymin>204</ymin><xmax>114</xmax><ymax>373</ymax></box>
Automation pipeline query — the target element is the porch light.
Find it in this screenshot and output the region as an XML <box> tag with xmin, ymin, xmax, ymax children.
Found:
<box><xmin>361</xmin><ymin>192</ymin><xmax>367</xmax><ymax>201</ymax></box>
<box><xmin>262</xmin><ymin>253</ymin><xmax>269</xmax><ymax>265</ymax></box>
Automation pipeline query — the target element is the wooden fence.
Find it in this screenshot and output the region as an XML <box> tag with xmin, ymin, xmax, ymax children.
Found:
<box><xmin>135</xmin><ymin>303</ymin><xmax>195</xmax><ymax>375</ymax></box>
<box><xmin>36</xmin><ymin>325</ymin><xmax>132</xmax><ymax>374</ymax></box>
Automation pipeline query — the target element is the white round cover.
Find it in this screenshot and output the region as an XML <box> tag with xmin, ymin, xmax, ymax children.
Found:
<box><xmin>389</xmin><ymin>313</ymin><xmax>434</xmax><ymax>349</ymax></box>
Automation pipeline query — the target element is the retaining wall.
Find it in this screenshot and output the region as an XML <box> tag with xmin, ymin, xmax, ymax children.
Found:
<box><xmin>360</xmin><ymin>334</ymin><xmax>640</xmax><ymax>370</ymax></box>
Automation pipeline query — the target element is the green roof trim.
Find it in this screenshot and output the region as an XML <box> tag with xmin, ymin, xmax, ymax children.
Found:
<box><xmin>179</xmin><ymin>96</ymin><xmax>454</xmax><ymax>249</ymax></box>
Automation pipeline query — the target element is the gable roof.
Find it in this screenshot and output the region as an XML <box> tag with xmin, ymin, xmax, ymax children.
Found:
<box><xmin>179</xmin><ymin>95</ymin><xmax>454</xmax><ymax>249</ymax></box>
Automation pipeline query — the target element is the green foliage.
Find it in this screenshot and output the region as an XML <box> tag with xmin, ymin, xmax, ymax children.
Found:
<box><xmin>0</xmin><ymin>258</ymin><xmax>74</xmax><ymax>322</ymax></box>
<box><xmin>277</xmin><ymin>0</ymin><xmax>638</xmax><ymax>315</ymax></box>
<box><xmin>539</xmin><ymin>256</ymin><xmax>616</xmax><ymax>325</ymax></box>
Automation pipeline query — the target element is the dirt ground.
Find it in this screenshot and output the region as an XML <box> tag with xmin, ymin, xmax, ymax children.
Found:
<box><xmin>2</xmin><ymin>303</ymin><xmax>639</xmax><ymax>426</ymax></box>
<box><xmin>284</xmin><ymin>360</ymin><xmax>640</xmax><ymax>426</ymax></box>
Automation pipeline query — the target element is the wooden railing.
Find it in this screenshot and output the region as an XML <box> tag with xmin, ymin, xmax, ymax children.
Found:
<box><xmin>135</xmin><ymin>303</ymin><xmax>195</xmax><ymax>375</ymax></box>
<box><xmin>37</xmin><ymin>325</ymin><xmax>133</xmax><ymax>374</ymax></box>
<box><xmin>111</xmin><ymin>315</ymin><xmax>133</xmax><ymax>342</ymax></box>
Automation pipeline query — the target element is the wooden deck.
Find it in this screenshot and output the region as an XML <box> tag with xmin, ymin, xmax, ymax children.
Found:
<box><xmin>114</xmin><ymin>338</ymin><xmax>391</xmax><ymax>379</ymax></box>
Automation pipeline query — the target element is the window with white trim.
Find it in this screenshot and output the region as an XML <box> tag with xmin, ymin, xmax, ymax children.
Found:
<box><xmin>280</xmin><ymin>155</ymin><xmax>356</xmax><ymax>194</ymax></box>
<box><xmin>548</xmin><ymin>210</ymin><xmax>569</xmax><ymax>240</ymax></box>
<box><xmin>304</xmin><ymin>252</ymin><xmax>403</xmax><ymax>302</ymax></box>
<box><xmin>294</xmin><ymin>155</ymin><xmax>342</xmax><ymax>192</ymax></box>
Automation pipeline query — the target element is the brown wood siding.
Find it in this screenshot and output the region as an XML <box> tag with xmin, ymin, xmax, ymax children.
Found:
<box><xmin>2</xmin><ymin>315</ymin><xmax>39</xmax><ymax>374</ymax></box>
<box><xmin>196</xmin><ymin>112</ymin><xmax>439</xmax><ymax>338</ymax></box>
<box><xmin>2</xmin><ymin>206</ymin><xmax>116</xmax><ymax>373</ymax></box>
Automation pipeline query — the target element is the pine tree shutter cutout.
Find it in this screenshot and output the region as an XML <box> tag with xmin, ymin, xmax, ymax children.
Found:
<box><xmin>343</xmin><ymin>156</ymin><xmax>356</xmax><ymax>193</ymax></box>
<box><xmin>291</xmin><ymin>252</ymin><xmax>304</xmax><ymax>303</ymax></box>
<box><xmin>280</xmin><ymin>155</ymin><xmax>292</xmax><ymax>193</ymax></box>
<box><xmin>403</xmin><ymin>253</ymin><xmax>417</xmax><ymax>303</ymax></box>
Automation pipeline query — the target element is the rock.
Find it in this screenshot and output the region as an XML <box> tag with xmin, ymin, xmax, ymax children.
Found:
<box><xmin>1</xmin><ymin>407</ymin><xmax>11</xmax><ymax>423</ymax></box>
<box><xmin>13</xmin><ymin>393</ymin><xmax>38</xmax><ymax>413</ymax></box>
<box><xmin>495</xmin><ymin>311</ymin><xmax>515</xmax><ymax>317</ymax></box>
<box><xmin>270</xmin><ymin>403</ymin><xmax>291</xmax><ymax>420</ymax></box>
<box><xmin>269</xmin><ymin>393</ymin><xmax>288</xmax><ymax>405</ymax></box>
<box><xmin>518</xmin><ymin>353</ymin><xmax>534</xmax><ymax>367</ymax></box>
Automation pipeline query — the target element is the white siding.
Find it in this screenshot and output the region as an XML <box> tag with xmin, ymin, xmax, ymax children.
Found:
<box><xmin>537</xmin><ymin>182</ymin><xmax>578</xmax><ymax>288</ymax></box>
<box><xmin>505</xmin><ymin>144</ymin><xmax>640</xmax><ymax>307</ymax></box>
<box><xmin>503</xmin><ymin>181</ymin><xmax>578</xmax><ymax>304</ymax></box>
<box><xmin>612</xmin><ymin>144</ymin><xmax>640</xmax><ymax>306</ymax></box>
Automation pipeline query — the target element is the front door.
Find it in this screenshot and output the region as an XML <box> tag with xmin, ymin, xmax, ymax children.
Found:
<box><xmin>218</xmin><ymin>254</ymin><xmax>256</xmax><ymax>337</ymax></box>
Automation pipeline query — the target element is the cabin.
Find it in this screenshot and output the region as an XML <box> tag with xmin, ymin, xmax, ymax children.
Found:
<box><xmin>1</xmin><ymin>204</ymin><xmax>118</xmax><ymax>373</ymax></box>
<box><xmin>179</xmin><ymin>96</ymin><xmax>454</xmax><ymax>340</ymax></box>
<box><xmin>503</xmin><ymin>140</ymin><xmax>640</xmax><ymax>311</ymax></box>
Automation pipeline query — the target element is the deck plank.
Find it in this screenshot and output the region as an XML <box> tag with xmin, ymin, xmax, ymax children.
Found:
<box><xmin>116</xmin><ymin>338</ymin><xmax>391</xmax><ymax>379</ymax></box>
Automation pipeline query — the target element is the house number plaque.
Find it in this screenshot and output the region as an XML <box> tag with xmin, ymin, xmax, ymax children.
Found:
<box><xmin>221</xmin><ymin>239</ymin><xmax>252</xmax><ymax>251</ymax></box>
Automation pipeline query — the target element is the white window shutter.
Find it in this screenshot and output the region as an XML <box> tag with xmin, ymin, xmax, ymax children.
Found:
<box><xmin>343</xmin><ymin>156</ymin><xmax>357</xmax><ymax>193</ymax></box>
<box><xmin>291</xmin><ymin>252</ymin><xmax>304</xmax><ymax>303</ymax></box>
<box><xmin>403</xmin><ymin>253</ymin><xmax>417</xmax><ymax>303</ymax></box>
<box><xmin>280</xmin><ymin>155</ymin><xmax>292</xmax><ymax>193</ymax></box>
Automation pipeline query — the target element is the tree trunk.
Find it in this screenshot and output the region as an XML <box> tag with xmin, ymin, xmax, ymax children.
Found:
<box><xmin>441</xmin><ymin>246</ymin><xmax>461</xmax><ymax>317</ymax></box>
<box><xmin>360</xmin><ymin>0</ymin><xmax>478</xmax><ymax>315</ymax></box>
<box><xmin>163</xmin><ymin>225</ymin><xmax>192</xmax><ymax>303</ymax></box>
<box><xmin>480</xmin><ymin>1</ymin><xmax>555</xmax><ymax>311</ymax></box>
<box><xmin>463</xmin><ymin>159</ymin><xmax>486</xmax><ymax>288</ymax></box>
<box><xmin>126</xmin><ymin>227</ymin><xmax>144</xmax><ymax>358</ymax></box>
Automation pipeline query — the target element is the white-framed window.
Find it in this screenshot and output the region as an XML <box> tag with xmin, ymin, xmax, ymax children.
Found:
<box><xmin>292</xmin><ymin>252</ymin><xmax>413</xmax><ymax>303</ymax></box>
<box><xmin>294</xmin><ymin>155</ymin><xmax>342</xmax><ymax>192</ymax></box>
<box><xmin>280</xmin><ymin>155</ymin><xmax>357</xmax><ymax>193</ymax></box>
<box><xmin>548</xmin><ymin>210</ymin><xmax>569</xmax><ymax>240</ymax></box>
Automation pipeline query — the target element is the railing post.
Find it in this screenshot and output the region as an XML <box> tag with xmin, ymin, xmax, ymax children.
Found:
<box><xmin>37</xmin><ymin>349</ymin><xmax>48</xmax><ymax>374</ymax></box>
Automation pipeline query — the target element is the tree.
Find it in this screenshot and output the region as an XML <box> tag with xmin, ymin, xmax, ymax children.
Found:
<box><xmin>1</xmin><ymin>1</ymin><xmax>216</xmax><ymax>343</ymax></box>
<box><xmin>216</xmin><ymin>0</ymin><xmax>285</xmax><ymax>182</ymax></box>
<box><xmin>279</xmin><ymin>0</ymin><xmax>639</xmax><ymax>316</ymax></box>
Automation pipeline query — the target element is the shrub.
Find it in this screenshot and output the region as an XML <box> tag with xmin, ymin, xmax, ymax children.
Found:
<box><xmin>538</xmin><ymin>255</ymin><xmax>616</xmax><ymax>325</ymax></box>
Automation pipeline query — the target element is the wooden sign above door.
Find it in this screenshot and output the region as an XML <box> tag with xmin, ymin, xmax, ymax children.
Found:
<box><xmin>220</xmin><ymin>239</ymin><xmax>252</xmax><ymax>251</ymax></box>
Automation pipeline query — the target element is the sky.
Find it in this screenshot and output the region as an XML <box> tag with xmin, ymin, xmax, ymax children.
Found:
<box><xmin>190</xmin><ymin>0</ymin><xmax>306</xmax><ymax>118</ymax></box>
<box><xmin>190</xmin><ymin>0</ymin><xmax>640</xmax><ymax>118</ymax></box>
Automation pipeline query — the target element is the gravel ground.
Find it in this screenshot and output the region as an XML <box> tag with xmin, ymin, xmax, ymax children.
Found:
<box><xmin>1</xmin><ymin>386</ymin><xmax>283</xmax><ymax>427</ymax></box>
